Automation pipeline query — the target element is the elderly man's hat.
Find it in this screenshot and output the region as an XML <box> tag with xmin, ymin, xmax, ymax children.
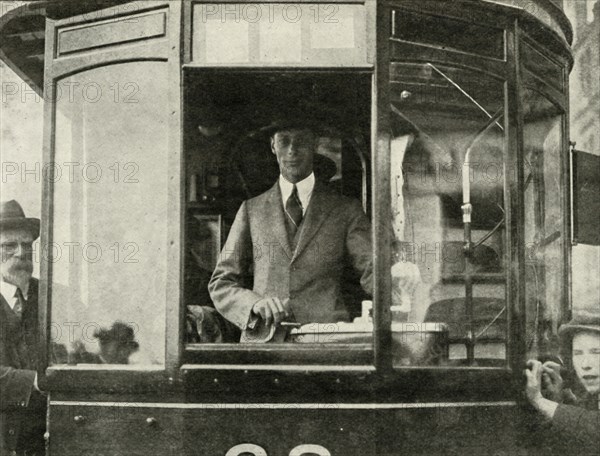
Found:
<box><xmin>0</xmin><ymin>200</ymin><xmax>40</xmax><ymax>240</ymax></box>
<box><xmin>558</xmin><ymin>310</ymin><xmax>600</xmax><ymax>341</ymax></box>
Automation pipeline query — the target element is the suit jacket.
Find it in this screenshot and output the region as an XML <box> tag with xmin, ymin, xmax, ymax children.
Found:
<box><xmin>209</xmin><ymin>181</ymin><xmax>373</xmax><ymax>330</ymax></box>
<box><xmin>1</xmin><ymin>278</ymin><xmax>46</xmax><ymax>455</ymax></box>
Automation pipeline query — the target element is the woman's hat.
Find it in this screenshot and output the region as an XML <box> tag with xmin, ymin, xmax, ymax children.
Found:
<box><xmin>0</xmin><ymin>200</ymin><xmax>40</xmax><ymax>240</ymax></box>
<box><xmin>558</xmin><ymin>310</ymin><xmax>600</xmax><ymax>341</ymax></box>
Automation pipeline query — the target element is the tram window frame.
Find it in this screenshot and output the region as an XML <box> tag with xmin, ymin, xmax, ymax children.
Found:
<box><xmin>384</xmin><ymin>62</ymin><xmax>512</xmax><ymax>371</ymax></box>
<box><xmin>181</xmin><ymin>67</ymin><xmax>377</xmax><ymax>366</ymax></box>
<box><xmin>373</xmin><ymin>9</ymin><xmax>569</xmax><ymax>378</ymax></box>
<box><xmin>518</xmin><ymin>28</ymin><xmax>571</xmax><ymax>362</ymax></box>
<box><xmin>390</xmin><ymin>7</ymin><xmax>506</xmax><ymax>61</ymax></box>
<box><xmin>34</xmin><ymin>2</ymin><xmax>573</xmax><ymax>398</ymax></box>
<box><xmin>178</xmin><ymin>9</ymin><xmax>572</xmax><ymax>380</ymax></box>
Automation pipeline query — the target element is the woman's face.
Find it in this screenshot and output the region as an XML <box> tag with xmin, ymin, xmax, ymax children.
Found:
<box><xmin>572</xmin><ymin>331</ymin><xmax>600</xmax><ymax>395</ymax></box>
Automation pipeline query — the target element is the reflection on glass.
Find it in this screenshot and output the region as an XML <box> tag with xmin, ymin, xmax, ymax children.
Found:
<box><xmin>50</xmin><ymin>62</ymin><xmax>169</xmax><ymax>366</ymax></box>
<box><xmin>522</xmin><ymin>88</ymin><xmax>565</xmax><ymax>360</ymax></box>
<box><xmin>389</xmin><ymin>62</ymin><xmax>507</xmax><ymax>366</ymax></box>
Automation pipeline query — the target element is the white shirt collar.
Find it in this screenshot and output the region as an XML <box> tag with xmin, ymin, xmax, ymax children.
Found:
<box><xmin>0</xmin><ymin>280</ymin><xmax>29</xmax><ymax>309</ymax></box>
<box><xmin>279</xmin><ymin>172</ymin><xmax>315</xmax><ymax>215</ymax></box>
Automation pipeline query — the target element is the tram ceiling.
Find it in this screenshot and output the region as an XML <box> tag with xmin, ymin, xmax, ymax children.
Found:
<box><xmin>0</xmin><ymin>6</ymin><xmax>45</xmax><ymax>94</ymax></box>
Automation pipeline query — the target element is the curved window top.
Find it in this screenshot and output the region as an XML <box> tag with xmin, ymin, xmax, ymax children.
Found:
<box><xmin>520</xmin><ymin>39</ymin><xmax>565</xmax><ymax>92</ymax></box>
<box><xmin>391</xmin><ymin>8</ymin><xmax>505</xmax><ymax>60</ymax></box>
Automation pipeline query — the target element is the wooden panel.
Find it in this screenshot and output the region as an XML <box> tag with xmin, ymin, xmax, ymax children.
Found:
<box><xmin>49</xmin><ymin>402</ymin><xmax>184</xmax><ymax>455</ymax></box>
<box><xmin>57</xmin><ymin>10</ymin><xmax>166</xmax><ymax>56</ymax></box>
<box><xmin>49</xmin><ymin>401</ymin><xmax>519</xmax><ymax>455</ymax></box>
<box><xmin>376</xmin><ymin>403</ymin><xmax>520</xmax><ymax>455</ymax></box>
<box><xmin>183</xmin><ymin>406</ymin><xmax>377</xmax><ymax>455</ymax></box>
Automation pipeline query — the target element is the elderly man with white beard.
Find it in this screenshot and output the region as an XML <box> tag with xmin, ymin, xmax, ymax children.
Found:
<box><xmin>0</xmin><ymin>200</ymin><xmax>46</xmax><ymax>456</ymax></box>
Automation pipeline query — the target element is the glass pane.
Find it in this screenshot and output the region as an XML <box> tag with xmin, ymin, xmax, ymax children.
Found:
<box><xmin>50</xmin><ymin>62</ymin><xmax>169</xmax><ymax>366</ymax></box>
<box><xmin>183</xmin><ymin>71</ymin><xmax>374</xmax><ymax>349</ymax></box>
<box><xmin>522</xmin><ymin>87</ymin><xmax>565</xmax><ymax>360</ymax></box>
<box><xmin>391</xmin><ymin>8</ymin><xmax>505</xmax><ymax>60</ymax></box>
<box><xmin>389</xmin><ymin>62</ymin><xmax>507</xmax><ymax>366</ymax></box>
<box><xmin>521</xmin><ymin>41</ymin><xmax>564</xmax><ymax>91</ymax></box>
<box><xmin>191</xmin><ymin>3</ymin><xmax>368</xmax><ymax>66</ymax></box>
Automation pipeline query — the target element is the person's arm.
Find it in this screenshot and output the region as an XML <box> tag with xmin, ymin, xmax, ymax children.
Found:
<box><xmin>344</xmin><ymin>200</ymin><xmax>373</xmax><ymax>295</ymax></box>
<box><xmin>551</xmin><ymin>402</ymin><xmax>600</xmax><ymax>448</ymax></box>
<box><xmin>526</xmin><ymin>359</ymin><xmax>600</xmax><ymax>450</ymax></box>
<box><xmin>345</xmin><ymin>200</ymin><xmax>420</xmax><ymax>301</ymax></box>
<box><xmin>0</xmin><ymin>364</ymin><xmax>36</xmax><ymax>411</ymax></box>
<box><xmin>208</xmin><ymin>201</ymin><xmax>265</xmax><ymax>330</ymax></box>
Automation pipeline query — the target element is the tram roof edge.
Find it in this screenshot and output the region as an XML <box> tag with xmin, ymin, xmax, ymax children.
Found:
<box><xmin>0</xmin><ymin>0</ymin><xmax>574</xmax><ymax>96</ymax></box>
<box><xmin>480</xmin><ymin>0</ymin><xmax>573</xmax><ymax>45</ymax></box>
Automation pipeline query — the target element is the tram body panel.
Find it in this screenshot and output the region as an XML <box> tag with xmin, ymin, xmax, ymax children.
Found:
<box><xmin>48</xmin><ymin>401</ymin><xmax>523</xmax><ymax>456</ymax></box>
<box><xmin>1</xmin><ymin>0</ymin><xmax>574</xmax><ymax>454</ymax></box>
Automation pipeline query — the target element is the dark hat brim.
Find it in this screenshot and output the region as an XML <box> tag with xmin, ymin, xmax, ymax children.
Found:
<box><xmin>253</xmin><ymin>118</ymin><xmax>339</xmax><ymax>139</ymax></box>
<box><xmin>0</xmin><ymin>218</ymin><xmax>40</xmax><ymax>239</ymax></box>
<box><xmin>559</xmin><ymin>323</ymin><xmax>600</xmax><ymax>340</ymax></box>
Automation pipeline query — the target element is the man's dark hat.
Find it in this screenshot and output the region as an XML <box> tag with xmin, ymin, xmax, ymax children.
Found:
<box><xmin>258</xmin><ymin>117</ymin><xmax>328</xmax><ymax>137</ymax></box>
<box><xmin>558</xmin><ymin>310</ymin><xmax>600</xmax><ymax>341</ymax></box>
<box><xmin>253</xmin><ymin>109</ymin><xmax>340</xmax><ymax>138</ymax></box>
<box><xmin>0</xmin><ymin>200</ymin><xmax>40</xmax><ymax>240</ymax></box>
<box><xmin>94</xmin><ymin>322</ymin><xmax>139</xmax><ymax>349</ymax></box>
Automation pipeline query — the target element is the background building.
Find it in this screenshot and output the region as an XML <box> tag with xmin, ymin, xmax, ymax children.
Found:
<box><xmin>563</xmin><ymin>0</ymin><xmax>599</xmax><ymax>311</ymax></box>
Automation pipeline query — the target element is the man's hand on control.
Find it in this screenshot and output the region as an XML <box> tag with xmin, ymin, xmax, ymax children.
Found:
<box><xmin>33</xmin><ymin>374</ymin><xmax>47</xmax><ymax>396</ymax></box>
<box><xmin>252</xmin><ymin>297</ymin><xmax>291</xmax><ymax>327</ymax></box>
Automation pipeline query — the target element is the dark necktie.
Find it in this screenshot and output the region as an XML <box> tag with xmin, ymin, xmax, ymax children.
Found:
<box><xmin>285</xmin><ymin>184</ymin><xmax>303</xmax><ymax>235</ymax></box>
<box><xmin>14</xmin><ymin>287</ymin><xmax>25</xmax><ymax>320</ymax></box>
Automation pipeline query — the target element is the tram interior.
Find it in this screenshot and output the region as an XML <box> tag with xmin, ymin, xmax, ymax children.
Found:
<box><xmin>182</xmin><ymin>69</ymin><xmax>372</xmax><ymax>340</ymax></box>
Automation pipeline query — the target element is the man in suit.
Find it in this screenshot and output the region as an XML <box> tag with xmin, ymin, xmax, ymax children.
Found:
<box><xmin>1</xmin><ymin>200</ymin><xmax>46</xmax><ymax>455</ymax></box>
<box><xmin>209</xmin><ymin>118</ymin><xmax>419</xmax><ymax>341</ymax></box>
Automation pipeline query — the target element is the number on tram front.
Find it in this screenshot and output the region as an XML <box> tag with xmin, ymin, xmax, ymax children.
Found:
<box><xmin>225</xmin><ymin>443</ymin><xmax>331</xmax><ymax>456</ymax></box>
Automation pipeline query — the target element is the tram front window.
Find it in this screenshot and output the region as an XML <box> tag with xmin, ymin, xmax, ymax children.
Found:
<box><xmin>522</xmin><ymin>87</ymin><xmax>566</xmax><ymax>359</ymax></box>
<box><xmin>388</xmin><ymin>62</ymin><xmax>508</xmax><ymax>366</ymax></box>
<box><xmin>50</xmin><ymin>62</ymin><xmax>169</xmax><ymax>366</ymax></box>
<box><xmin>183</xmin><ymin>70</ymin><xmax>383</xmax><ymax>347</ymax></box>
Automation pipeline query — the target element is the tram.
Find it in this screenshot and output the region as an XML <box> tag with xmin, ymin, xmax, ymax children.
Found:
<box><xmin>0</xmin><ymin>0</ymin><xmax>583</xmax><ymax>454</ymax></box>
